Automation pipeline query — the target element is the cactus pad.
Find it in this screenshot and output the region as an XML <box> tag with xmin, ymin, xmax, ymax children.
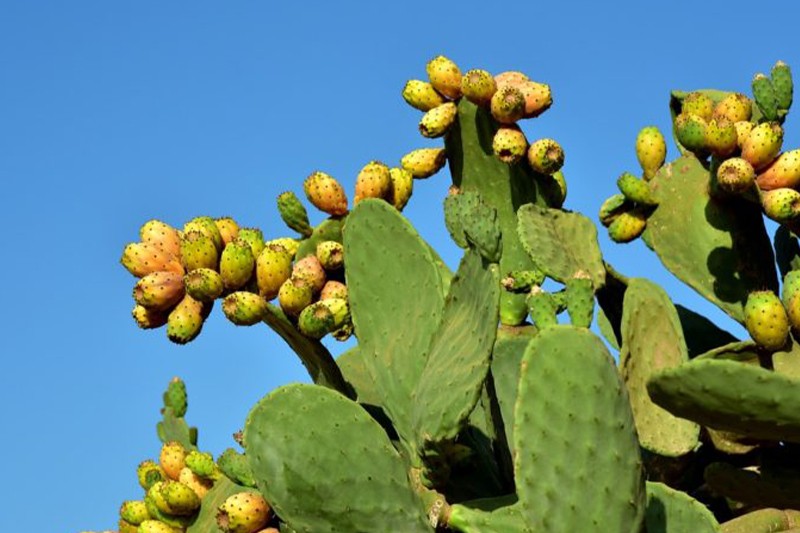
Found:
<box><xmin>644</xmin><ymin>481</ymin><xmax>719</xmax><ymax>533</ymax></box>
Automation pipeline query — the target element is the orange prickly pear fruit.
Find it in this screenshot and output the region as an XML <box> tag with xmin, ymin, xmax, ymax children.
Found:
<box><xmin>494</xmin><ymin>71</ymin><xmax>529</xmax><ymax>88</ymax></box>
<box><xmin>256</xmin><ymin>244</ymin><xmax>293</xmax><ymax>300</ymax></box>
<box><xmin>744</xmin><ymin>290</ymin><xmax>789</xmax><ymax>351</ymax></box>
<box><xmin>354</xmin><ymin>161</ymin><xmax>392</xmax><ymax>204</ymax></box>
<box><xmin>140</xmin><ymin>219</ymin><xmax>182</xmax><ymax>257</ymax></box>
<box><xmin>681</xmin><ymin>91</ymin><xmax>714</xmax><ymax>121</ymax></box>
<box><xmin>426</xmin><ymin>55</ymin><xmax>462</xmax><ymax>99</ymax></box>
<box><xmin>635</xmin><ymin>126</ymin><xmax>667</xmax><ymax>180</ymax></box>
<box><xmin>166</xmin><ymin>294</ymin><xmax>206</xmax><ymax>344</ymax></box>
<box><xmin>756</xmin><ymin>150</ymin><xmax>800</xmax><ymax>191</ymax></box>
<box><xmin>742</xmin><ymin>121</ymin><xmax>783</xmax><ymax>171</ymax></box>
<box><xmin>219</xmin><ymin>239</ymin><xmax>256</xmax><ymax>290</ymax></box>
<box><xmin>222</xmin><ymin>291</ymin><xmax>269</xmax><ymax>326</ymax></box>
<box><xmin>183</xmin><ymin>267</ymin><xmax>224</xmax><ymax>302</ymax></box>
<box><xmin>492</xmin><ymin>125</ymin><xmax>528</xmax><ymax>164</ymax></box>
<box><xmin>277</xmin><ymin>278</ymin><xmax>314</xmax><ymax>318</ymax></box>
<box><xmin>461</xmin><ymin>69</ymin><xmax>496</xmax><ymax>106</ymax></box>
<box><xmin>527</xmin><ymin>138</ymin><xmax>565</xmax><ymax>174</ymax></box>
<box><xmin>214</xmin><ymin>217</ymin><xmax>240</xmax><ymax>246</ymax></box>
<box><xmin>419</xmin><ymin>102</ymin><xmax>458</xmax><ymax>138</ymax></box>
<box><xmin>401</xmin><ymin>148</ymin><xmax>447</xmax><ymax>178</ymax></box>
<box><xmin>713</xmin><ymin>93</ymin><xmax>752</xmax><ymax>123</ymax></box>
<box><xmin>180</xmin><ymin>230</ymin><xmax>219</xmax><ymax>272</ymax></box>
<box><xmin>291</xmin><ymin>255</ymin><xmax>327</xmax><ymax>294</ymax></box>
<box><xmin>519</xmin><ymin>81</ymin><xmax>552</xmax><ymax>118</ymax></box>
<box><xmin>401</xmin><ymin>79</ymin><xmax>445</xmax><ymax>111</ymax></box>
<box><xmin>490</xmin><ymin>86</ymin><xmax>525</xmax><ymax>124</ymax></box>
<box><xmin>183</xmin><ymin>216</ymin><xmax>224</xmax><ymax>253</ymax></box>
<box><xmin>134</xmin><ymin>271</ymin><xmax>185</xmax><ymax>311</ymax></box>
<box><xmin>121</xmin><ymin>242</ymin><xmax>184</xmax><ymax>278</ymax></box>
<box><xmin>303</xmin><ymin>171</ymin><xmax>348</xmax><ymax>216</ymax></box>
<box><xmin>159</xmin><ymin>441</ymin><xmax>187</xmax><ymax>480</ymax></box>
<box><xmin>320</xmin><ymin>280</ymin><xmax>347</xmax><ymax>301</ymax></box>
<box><xmin>716</xmin><ymin>157</ymin><xmax>755</xmax><ymax>195</ymax></box>
<box><xmin>387</xmin><ymin>167</ymin><xmax>413</xmax><ymax>210</ymax></box>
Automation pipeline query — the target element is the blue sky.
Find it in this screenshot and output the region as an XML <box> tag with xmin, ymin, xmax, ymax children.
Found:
<box><xmin>2</xmin><ymin>1</ymin><xmax>799</xmax><ymax>530</ymax></box>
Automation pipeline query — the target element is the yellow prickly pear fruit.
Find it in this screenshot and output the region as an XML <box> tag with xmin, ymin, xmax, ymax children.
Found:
<box><xmin>608</xmin><ymin>209</ymin><xmax>647</xmax><ymax>243</ymax></box>
<box><xmin>713</xmin><ymin>93</ymin><xmax>752</xmax><ymax>123</ymax></box>
<box><xmin>742</xmin><ymin>121</ymin><xmax>783</xmax><ymax>171</ymax></box>
<box><xmin>216</xmin><ymin>492</ymin><xmax>271</xmax><ymax>533</ymax></box>
<box><xmin>278</xmin><ymin>278</ymin><xmax>314</xmax><ymax>317</ymax></box>
<box><xmin>401</xmin><ymin>148</ymin><xmax>447</xmax><ymax>179</ymax></box>
<box><xmin>426</xmin><ymin>55</ymin><xmax>462</xmax><ymax>99</ymax></box>
<box><xmin>316</xmin><ymin>240</ymin><xmax>344</xmax><ymax>270</ymax></box>
<box><xmin>297</xmin><ymin>301</ymin><xmax>336</xmax><ymax>339</ymax></box>
<box><xmin>598</xmin><ymin>194</ymin><xmax>629</xmax><ymax>227</ymax></box>
<box><xmin>118</xmin><ymin>519</ymin><xmax>139</xmax><ymax>533</ymax></box>
<box><xmin>184</xmin><ymin>267</ymin><xmax>225</xmax><ymax>302</ymax></box>
<box><xmin>120</xmin><ymin>500</ymin><xmax>150</xmax><ymax>525</ymax></box>
<box><xmin>166</xmin><ymin>294</ymin><xmax>206</xmax><ymax>345</ymax></box>
<box><xmin>237</xmin><ymin>228</ymin><xmax>265</xmax><ymax>259</ymax></box>
<box><xmin>716</xmin><ymin>157</ymin><xmax>755</xmax><ymax>195</ymax></box>
<box><xmin>320</xmin><ymin>280</ymin><xmax>347</xmax><ymax>301</ymax></box>
<box><xmin>265</xmin><ymin>237</ymin><xmax>300</xmax><ymax>258</ymax></box>
<box><xmin>674</xmin><ymin>112</ymin><xmax>708</xmax><ymax>155</ymax></box>
<box><xmin>134</xmin><ymin>271</ymin><xmax>185</xmax><ymax>311</ymax></box>
<box><xmin>734</xmin><ymin>121</ymin><xmax>754</xmax><ymax>149</ymax></box>
<box><xmin>492</xmin><ymin>125</ymin><xmax>528</xmax><ymax>164</ymax></box>
<box><xmin>705</xmin><ymin>117</ymin><xmax>738</xmax><ymax>159</ymax></box>
<box><xmin>303</xmin><ymin>171</ymin><xmax>348</xmax><ymax>216</ymax></box>
<box><xmin>635</xmin><ymin>126</ymin><xmax>666</xmax><ymax>180</ymax></box>
<box><xmin>461</xmin><ymin>69</ymin><xmax>496</xmax><ymax>106</ymax></box>
<box><xmin>179</xmin><ymin>466</ymin><xmax>213</xmax><ymax>499</ymax></box>
<box><xmin>527</xmin><ymin>138</ymin><xmax>565</xmax><ymax>174</ymax></box>
<box><xmin>419</xmin><ymin>102</ymin><xmax>458</xmax><ymax>138</ymax></box>
<box><xmin>219</xmin><ymin>239</ymin><xmax>256</xmax><ymax>291</ymax></box>
<box><xmin>756</xmin><ymin>150</ymin><xmax>800</xmax><ymax>191</ymax></box>
<box><xmin>159</xmin><ymin>480</ymin><xmax>201</xmax><ymax>515</ymax></box>
<box><xmin>354</xmin><ymin>161</ymin><xmax>392</xmax><ymax>204</ymax></box>
<box><xmin>681</xmin><ymin>91</ymin><xmax>714</xmax><ymax>121</ymax></box>
<box><xmin>760</xmin><ymin>188</ymin><xmax>800</xmax><ymax>223</ymax></box>
<box><xmin>184</xmin><ymin>216</ymin><xmax>224</xmax><ymax>253</ymax></box>
<box><xmin>159</xmin><ymin>441</ymin><xmax>187</xmax><ymax>481</ymax></box>
<box><xmin>180</xmin><ymin>230</ymin><xmax>219</xmax><ymax>272</ymax></box>
<box><xmin>387</xmin><ymin>167</ymin><xmax>413</xmax><ymax>210</ymax></box>
<box><xmin>519</xmin><ymin>81</ymin><xmax>552</xmax><ymax>118</ymax></box>
<box><xmin>401</xmin><ymin>79</ymin><xmax>445</xmax><ymax>112</ymax></box>
<box><xmin>490</xmin><ymin>86</ymin><xmax>525</xmax><ymax>124</ymax></box>
<box><xmin>291</xmin><ymin>255</ymin><xmax>327</xmax><ymax>294</ymax></box>
<box><xmin>214</xmin><ymin>217</ymin><xmax>240</xmax><ymax>246</ymax></box>
<box><xmin>140</xmin><ymin>220</ymin><xmax>182</xmax><ymax>258</ymax></box>
<box><xmin>222</xmin><ymin>291</ymin><xmax>269</xmax><ymax>326</ymax></box>
<box><xmin>137</xmin><ymin>519</ymin><xmax>181</xmax><ymax>533</ymax></box>
<box><xmin>137</xmin><ymin>460</ymin><xmax>167</xmax><ymax>490</ymax></box>
<box><xmin>132</xmin><ymin>304</ymin><xmax>168</xmax><ymax>329</ymax></box>
<box><xmin>256</xmin><ymin>244</ymin><xmax>294</xmax><ymax>300</ymax></box>
<box><xmin>121</xmin><ymin>242</ymin><xmax>184</xmax><ymax>278</ymax></box>
<box><xmin>744</xmin><ymin>290</ymin><xmax>789</xmax><ymax>351</ymax></box>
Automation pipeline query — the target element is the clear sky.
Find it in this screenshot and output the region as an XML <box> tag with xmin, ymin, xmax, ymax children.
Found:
<box><xmin>2</xmin><ymin>1</ymin><xmax>799</xmax><ymax>530</ymax></box>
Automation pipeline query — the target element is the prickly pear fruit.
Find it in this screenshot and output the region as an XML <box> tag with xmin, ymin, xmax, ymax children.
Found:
<box><xmin>265</xmin><ymin>237</ymin><xmax>299</xmax><ymax>258</ymax></box>
<box><xmin>185</xmin><ymin>450</ymin><xmax>219</xmax><ymax>479</ymax></box>
<box><xmin>217</xmin><ymin>448</ymin><xmax>257</xmax><ymax>487</ymax></box>
<box><xmin>222</xmin><ymin>292</ymin><xmax>269</xmax><ymax>326</ymax></box>
<box><xmin>183</xmin><ymin>267</ymin><xmax>224</xmax><ymax>302</ymax></box>
<box><xmin>490</xmin><ymin>86</ymin><xmax>526</xmax><ymax>124</ymax></box>
<box><xmin>501</xmin><ymin>269</ymin><xmax>545</xmax><ymax>292</ymax></box>
<box><xmin>121</xmin><ymin>242</ymin><xmax>184</xmax><ymax>278</ymax></box>
<box><xmin>744</xmin><ymin>290</ymin><xmax>789</xmax><ymax>350</ymax></box>
<box><xmin>159</xmin><ymin>441</ymin><xmax>187</xmax><ymax>481</ymax></box>
<box><xmin>291</xmin><ymin>255</ymin><xmax>326</xmax><ymax>293</ymax></box>
<box><xmin>215</xmin><ymin>217</ymin><xmax>240</xmax><ymax>245</ymax></box>
<box><xmin>492</xmin><ymin>125</ymin><xmax>528</xmax><ymax>164</ymax></box>
<box><xmin>674</xmin><ymin>112</ymin><xmax>708</xmax><ymax>154</ymax></box>
<box><xmin>163</xmin><ymin>377</ymin><xmax>187</xmax><ymax>418</ymax></box>
<box><xmin>742</xmin><ymin>121</ymin><xmax>784</xmax><ymax>170</ymax></box>
<box><xmin>527</xmin><ymin>286</ymin><xmax>558</xmax><ymax>330</ymax></box>
<box><xmin>166</xmin><ymin>294</ymin><xmax>206</xmax><ymax>344</ymax></box>
<box><xmin>137</xmin><ymin>460</ymin><xmax>166</xmax><ymax>490</ymax></box>
<box><xmin>303</xmin><ymin>171</ymin><xmax>348</xmax><ymax>216</ymax></box>
<box><xmin>140</xmin><ymin>219</ymin><xmax>182</xmax><ymax>258</ymax></box>
<box><xmin>219</xmin><ymin>239</ymin><xmax>256</xmax><ymax>290</ymax></box>
<box><xmin>756</xmin><ymin>149</ymin><xmax>800</xmax><ymax>190</ymax></box>
<box><xmin>297</xmin><ymin>301</ymin><xmax>336</xmax><ymax>339</ymax></box>
<box><xmin>255</xmin><ymin>244</ymin><xmax>293</xmax><ymax>300</ymax></box>
<box><xmin>520</xmin><ymin>80</ymin><xmax>552</xmax><ymax>117</ymax></box>
<box><xmin>461</xmin><ymin>69</ymin><xmax>496</xmax><ymax>106</ymax></box>
<box><xmin>117</xmin><ymin>520</ymin><xmax>138</xmax><ymax>533</ymax></box>
<box><xmin>761</xmin><ymin>188</ymin><xmax>800</xmax><ymax>222</ymax></box>
<box><xmin>598</xmin><ymin>193</ymin><xmax>630</xmax><ymax>227</ymax></box>
<box><xmin>179</xmin><ymin>466</ymin><xmax>213</xmax><ymax>499</ymax></box>
<box><xmin>705</xmin><ymin>117</ymin><xmax>738</xmax><ymax>158</ymax></box>
<box><xmin>782</xmin><ymin>271</ymin><xmax>800</xmax><ymax>332</ymax></box>
<box><xmin>319</xmin><ymin>280</ymin><xmax>347</xmax><ymax>300</ymax></box>
<box><xmin>734</xmin><ymin>120</ymin><xmax>755</xmax><ymax>148</ymax></box>
<box><xmin>608</xmin><ymin>209</ymin><xmax>647</xmax><ymax>243</ymax></box>
<box><xmin>635</xmin><ymin>126</ymin><xmax>667</xmax><ymax>180</ymax></box>
<box><xmin>566</xmin><ymin>270</ymin><xmax>594</xmax><ymax>328</ymax></box>
<box><xmin>402</xmin><ymin>79</ymin><xmax>445</xmax><ymax>111</ymax></box>
<box><xmin>180</xmin><ymin>230</ymin><xmax>219</xmax><ymax>272</ymax></box>
<box><xmin>401</xmin><ymin>147</ymin><xmax>447</xmax><ymax>178</ymax></box>
<box><xmin>276</xmin><ymin>191</ymin><xmax>312</xmax><ymax>237</ymax></box>
<box><xmin>542</xmin><ymin>169</ymin><xmax>567</xmax><ymax>208</ymax></box>
<box><xmin>160</xmin><ymin>480</ymin><xmax>201</xmax><ymax>515</ymax></box>
<box><xmin>354</xmin><ymin>160</ymin><xmax>392</xmax><ymax>204</ymax></box>
<box><xmin>527</xmin><ymin>138</ymin><xmax>564</xmax><ymax>174</ymax></box>
<box><xmin>771</xmin><ymin>60</ymin><xmax>793</xmax><ymax>111</ymax></box>
<box><xmin>713</xmin><ymin>92</ymin><xmax>753</xmax><ymax>123</ymax></box>
<box><xmin>319</xmin><ymin>297</ymin><xmax>349</xmax><ymax>328</ymax></box>
<box><xmin>495</xmin><ymin>70</ymin><xmax>529</xmax><ymax>87</ymax></box>
<box><xmin>216</xmin><ymin>492</ymin><xmax>271</xmax><ymax>533</ymax></box>
<box><xmin>133</xmin><ymin>271</ymin><xmax>185</xmax><ymax>312</ymax></box>
<box><xmin>617</xmin><ymin>172</ymin><xmax>657</xmax><ymax>206</ymax></box>
<box><xmin>752</xmin><ymin>73</ymin><xmax>779</xmax><ymax>121</ymax></box>
<box><xmin>315</xmin><ymin>240</ymin><xmax>344</xmax><ymax>270</ymax></box>
<box><xmin>237</xmin><ymin>228</ymin><xmax>265</xmax><ymax>259</ymax></box>
<box><xmin>277</xmin><ymin>278</ymin><xmax>313</xmax><ymax>318</ymax></box>
<box><xmin>419</xmin><ymin>102</ymin><xmax>457</xmax><ymax>138</ymax></box>
<box><xmin>682</xmin><ymin>91</ymin><xmax>715</xmax><ymax>120</ymax></box>
<box><xmin>387</xmin><ymin>167</ymin><xmax>413</xmax><ymax>210</ymax></box>
<box><xmin>120</xmin><ymin>500</ymin><xmax>150</xmax><ymax>526</ymax></box>
<box><xmin>332</xmin><ymin>320</ymin><xmax>354</xmax><ymax>341</ymax></box>
<box><xmin>136</xmin><ymin>520</ymin><xmax>180</xmax><ymax>533</ymax></box>
<box><xmin>716</xmin><ymin>157</ymin><xmax>755</xmax><ymax>195</ymax></box>
<box><xmin>184</xmin><ymin>216</ymin><xmax>224</xmax><ymax>252</ymax></box>
<box><xmin>426</xmin><ymin>55</ymin><xmax>462</xmax><ymax>99</ymax></box>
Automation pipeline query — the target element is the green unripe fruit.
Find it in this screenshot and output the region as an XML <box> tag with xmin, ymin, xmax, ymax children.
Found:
<box><xmin>219</xmin><ymin>239</ymin><xmax>256</xmax><ymax>290</ymax></box>
<box><xmin>617</xmin><ymin>172</ymin><xmax>657</xmax><ymax>206</ymax></box>
<box><xmin>608</xmin><ymin>209</ymin><xmax>647</xmax><ymax>243</ymax></box>
<box><xmin>185</xmin><ymin>450</ymin><xmax>219</xmax><ymax>480</ymax></box>
<box><xmin>222</xmin><ymin>292</ymin><xmax>269</xmax><ymax>326</ymax></box>
<box><xmin>705</xmin><ymin>117</ymin><xmax>738</xmax><ymax>158</ymax></box>
<box><xmin>276</xmin><ymin>191</ymin><xmax>312</xmax><ymax>237</ymax></box>
<box><xmin>742</xmin><ymin>121</ymin><xmax>783</xmax><ymax>171</ymax></box>
<box><xmin>527</xmin><ymin>138</ymin><xmax>564</xmax><ymax>174</ymax></box>
<box><xmin>137</xmin><ymin>460</ymin><xmax>166</xmax><ymax>490</ymax></box>
<box><xmin>319</xmin><ymin>280</ymin><xmax>347</xmax><ymax>301</ymax></box>
<box><xmin>527</xmin><ymin>286</ymin><xmax>558</xmax><ymax>330</ymax></box>
<box><xmin>461</xmin><ymin>69</ymin><xmax>496</xmax><ymax>106</ymax></box>
<box><xmin>566</xmin><ymin>270</ymin><xmax>594</xmax><ymax>328</ymax></box>
<box><xmin>180</xmin><ymin>230</ymin><xmax>219</xmax><ymax>272</ymax></box>
<box><xmin>387</xmin><ymin>167</ymin><xmax>413</xmax><ymax>210</ymax></box>
<box><xmin>297</xmin><ymin>301</ymin><xmax>336</xmax><ymax>339</ymax></box>
<box><xmin>237</xmin><ymin>228</ymin><xmax>265</xmax><ymax>259</ymax></box>
<box><xmin>139</xmin><ymin>219</ymin><xmax>182</xmax><ymax>258</ymax></box>
<box><xmin>771</xmin><ymin>60</ymin><xmax>793</xmax><ymax>111</ymax></box>
<box><xmin>713</xmin><ymin>92</ymin><xmax>752</xmax><ymax>123</ymax></box>
<box><xmin>715</xmin><ymin>157</ymin><xmax>755</xmax><ymax>195</ymax></box>
<box><xmin>401</xmin><ymin>79</ymin><xmax>445</xmax><ymax>111</ymax></box>
<box><xmin>183</xmin><ymin>267</ymin><xmax>224</xmax><ymax>302</ymax></box>
<box><xmin>277</xmin><ymin>278</ymin><xmax>313</xmax><ymax>318</ymax></box>
<box><xmin>354</xmin><ymin>160</ymin><xmax>392</xmax><ymax>204</ymax></box>
<box><xmin>490</xmin><ymin>86</ymin><xmax>525</xmax><ymax>124</ymax></box>
<box><xmin>681</xmin><ymin>91</ymin><xmax>714</xmax><ymax>121</ymax></box>
<box><xmin>635</xmin><ymin>126</ymin><xmax>666</xmax><ymax>180</ymax></box>
<box><xmin>120</xmin><ymin>500</ymin><xmax>150</xmax><ymax>526</ymax></box>
<box><xmin>501</xmin><ymin>269</ymin><xmax>546</xmax><ymax>292</ymax></box>
<box><xmin>756</xmin><ymin>149</ymin><xmax>800</xmax><ymax>190</ymax></box>
<box><xmin>401</xmin><ymin>147</ymin><xmax>447</xmax><ymax>178</ymax></box>
<box><xmin>214</xmin><ymin>216</ymin><xmax>240</xmax><ymax>246</ymax></box>
<box><xmin>598</xmin><ymin>193</ymin><xmax>630</xmax><ymax>227</ymax></box>
<box><xmin>137</xmin><ymin>520</ymin><xmax>181</xmax><ymax>533</ymax></box>
<box><xmin>426</xmin><ymin>55</ymin><xmax>462</xmax><ymax>99</ymax></box>
<box><xmin>303</xmin><ymin>171</ymin><xmax>349</xmax><ymax>216</ymax></box>
<box><xmin>121</xmin><ymin>242</ymin><xmax>184</xmax><ymax>278</ymax></box>
<box><xmin>760</xmin><ymin>188</ymin><xmax>800</xmax><ymax>222</ymax></box>
<box><xmin>782</xmin><ymin>270</ymin><xmax>800</xmax><ymax>304</ymax></box>
<box><xmin>160</xmin><ymin>480</ymin><xmax>201</xmax><ymax>515</ymax></box>
<box><xmin>216</xmin><ymin>492</ymin><xmax>271</xmax><ymax>533</ymax></box>
<box><xmin>291</xmin><ymin>255</ymin><xmax>326</xmax><ymax>294</ymax></box>
<box><xmin>184</xmin><ymin>216</ymin><xmax>224</xmax><ymax>253</ymax></box>
<box><xmin>163</xmin><ymin>376</ymin><xmax>187</xmax><ymax>418</ymax></box>
<box><xmin>674</xmin><ymin>112</ymin><xmax>708</xmax><ymax>154</ymax></box>
<box><xmin>256</xmin><ymin>244</ymin><xmax>293</xmax><ymax>300</ymax></box>
<box><xmin>315</xmin><ymin>240</ymin><xmax>344</xmax><ymax>270</ymax></box>
<box><xmin>217</xmin><ymin>448</ymin><xmax>257</xmax><ymax>488</ymax></box>
<box><xmin>419</xmin><ymin>102</ymin><xmax>457</xmax><ymax>138</ymax></box>
<box><xmin>744</xmin><ymin>290</ymin><xmax>789</xmax><ymax>351</ymax></box>
<box><xmin>133</xmin><ymin>271</ymin><xmax>185</xmax><ymax>311</ymax></box>
<box><xmin>752</xmin><ymin>73</ymin><xmax>779</xmax><ymax>121</ymax></box>
<box><xmin>166</xmin><ymin>294</ymin><xmax>206</xmax><ymax>345</ymax></box>
<box><xmin>492</xmin><ymin>125</ymin><xmax>528</xmax><ymax>164</ymax></box>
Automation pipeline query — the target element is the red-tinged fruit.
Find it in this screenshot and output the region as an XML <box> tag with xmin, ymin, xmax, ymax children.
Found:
<box><xmin>139</xmin><ymin>219</ymin><xmax>182</xmax><ymax>257</ymax></box>
<box><xmin>713</xmin><ymin>93</ymin><xmax>752</xmax><ymax>123</ymax></box>
<box><xmin>291</xmin><ymin>255</ymin><xmax>326</xmax><ymax>294</ymax></box>
<box><xmin>742</xmin><ymin>121</ymin><xmax>783</xmax><ymax>171</ymax></box>
<box><xmin>133</xmin><ymin>271</ymin><xmax>185</xmax><ymax>311</ymax></box>
<box><xmin>320</xmin><ymin>280</ymin><xmax>347</xmax><ymax>300</ymax></box>
<box><xmin>159</xmin><ymin>441</ymin><xmax>187</xmax><ymax>481</ymax></box>
<box><xmin>354</xmin><ymin>160</ymin><xmax>392</xmax><ymax>204</ymax></box>
<box><xmin>756</xmin><ymin>150</ymin><xmax>800</xmax><ymax>190</ymax></box>
<box><xmin>215</xmin><ymin>217</ymin><xmax>240</xmax><ymax>245</ymax></box>
<box><xmin>426</xmin><ymin>55</ymin><xmax>462</xmax><ymax>99</ymax></box>
<box><xmin>494</xmin><ymin>71</ymin><xmax>529</xmax><ymax>88</ymax></box>
<box><xmin>303</xmin><ymin>171</ymin><xmax>348</xmax><ymax>216</ymax></box>
<box><xmin>121</xmin><ymin>242</ymin><xmax>184</xmax><ymax>278</ymax></box>
<box><xmin>519</xmin><ymin>81</ymin><xmax>552</xmax><ymax>118</ymax></box>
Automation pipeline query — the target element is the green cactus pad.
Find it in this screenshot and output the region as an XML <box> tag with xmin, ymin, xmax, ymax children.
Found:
<box><xmin>772</xmin><ymin>61</ymin><xmax>794</xmax><ymax>112</ymax></box>
<box><xmin>443</xmin><ymin>191</ymin><xmax>502</xmax><ymax>262</ymax></box>
<box><xmin>185</xmin><ymin>478</ymin><xmax>255</xmax><ymax>533</ymax></box>
<box><xmin>513</xmin><ymin>326</ymin><xmax>645</xmax><ymax>532</ymax></box>
<box><xmin>705</xmin><ymin>462</ymin><xmax>800</xmax><ymax>510</ymax></box>
<box><xmin>517</xmin><ymin>204</ymin><xmax>606</xmax><ymax>288</ymax></box>
<box><xmin>775</xmin><ymin>226</ymin><xmax>800</xmax><ymax>278</ymax></box>
<box><xmin>644</xmin><ymin>481</ymin><xmax>719</xmax><ymax>533</ymax></box>
<box><xmin>335</xmin><ymin>346</ymin><xmax>381</xmax><ymax>407</ymax></box>
<box><xmin>694</xmin><ymin>339</ymin><xmax>761</xmax><ymax>363</ymax></box>
<box><xmin>647</xmin><ymin>358</ymin><xmax>800</xmax><ymax>442</ymax></box>
<box><xmin>447</xmin><ymin>495</ymin><xmax>532</xmax><ymax>532</ymax></box>
<box><xmin>412</xmin><ymin>248</ymin><xmax>500</xmax><ymax>446</ymax></box>
<box><xmin>156</xmin><ymin>408</ymin><xmax>195</xmax><ymax>451</ymax></box>
<box><xmin>244</xmin><ymin>384</ymin><xmax>431</xmax><ymax>533</ymax></box>
<box><xmin>720</xmin><ymin>508</ymin><xmax>800</xmax><ymax>533</ymax></box>
<box><xmin>644</xmin><ymin>154</ymin><xmax>778</xmax><ymax>322</ymax></box>
<box><xmin>620</xmin><ymin>278</ymin><xmax>699</xmax><ymax>456</ymax></box>
<box><xmin>217</xmin><ymin>448</ymin><xmax>256</xmax><ymax>487</ymax></box>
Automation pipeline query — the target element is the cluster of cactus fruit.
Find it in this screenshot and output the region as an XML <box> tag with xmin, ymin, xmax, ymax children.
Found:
<box><xmin>92</xmin><ymin>55</ymin><xmax>800</xmax><ymax>532</ymax></box>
